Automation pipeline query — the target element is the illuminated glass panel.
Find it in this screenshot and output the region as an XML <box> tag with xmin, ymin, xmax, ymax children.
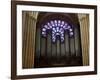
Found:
<box><xmin>42</xmin><ymin>20</ymin><xmax>73</xmax><ymax>43</ymax></box>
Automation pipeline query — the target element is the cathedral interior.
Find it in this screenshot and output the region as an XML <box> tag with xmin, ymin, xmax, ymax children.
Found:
<box><xmin>22</xmin><ymin>11</ymin><xmax>89</xmax><ymax>68</ymax></box>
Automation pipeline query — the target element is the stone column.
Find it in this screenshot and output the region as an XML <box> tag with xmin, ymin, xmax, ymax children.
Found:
<box><xmin>22</xmin><ymin>11</ymin><xmax>38</xmax><ymax>68</ymax></box>
<box><xmin>78</xmin><ymin>14</ymin><xmax>89</xmax><ymax>66</ymax></box>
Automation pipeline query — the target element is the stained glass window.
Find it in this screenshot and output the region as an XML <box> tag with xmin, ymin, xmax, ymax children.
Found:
<box><xmin>41</xmin><ymin>20</ymin><xmax>74</xmax><ymax>43</ymax></box>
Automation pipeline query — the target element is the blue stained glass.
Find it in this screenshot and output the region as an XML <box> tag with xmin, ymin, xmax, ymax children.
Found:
<box><xmin>56</xmin><ymin>32</ymin><xmax>59</xmax><ymax>35</ymax></box>
<box><xmin>63</xmin><ymin>25</ymin><xmax>66</xmax><ymax>29</ymax></box>
<box><xmin>44</xmin><ymin>25</ymin><xmax>48</xmax><ymax>30</ymax></box>
<box><xmin>42</xmin><ymin>28</ymin><xmax>46</xmax><ymax>31</ymax></box>
<box><xmin>59</xmin><ymin>30</ymin><xmax>61</xmax><ymax>33</ymax></box>
<box><xmin>64</xmin><ymin>23</ymin><xmax>67</xmax><ymax>27</ymax></box>
<box><xmin>55</xmin><ymin>24</ymin><xmax>57</xmax><ymax>26</ymax></box>
<box><xmin>52</xmin><ymin>37</ymin><xmax>55</xmax><ymax>40</ymax></box>
<box><xmin>42</xmin><ymin>20</ymin><xmax>73</xmax><ymax>43</ymax></box>
<box><xmin>70</xmin><ymin>32</ymin><xmax>73</xmax><ymax>35</ymax></box>
<box><xmin>52</xmin><ymin>27</ymin><xmax>55</xmax><ymax>30</ymax></box>
<box><xmin>52</xmin><ymin>33</ymin><xmax>55</xmax><ymax>35</ymax></box>
<box><xmin>52</xmin><ymin>30</ymin><xmax>54</xmax><ymax>33</ymax></box>
<box><xmin>67</xmin><ymin>25</ymin><xmax>71</xmax><ymax>29</ymax></box>
<box><xmin>50</xmin><ymin>21</ymin><xmax>54</xmax><ymax>26</ymax></box>
<box><xmin>47</xmin><ymin>22</ymin><xmax>50</xmax><ymax>26</ymax></box>
<box><xmin>61</xmin><ymin>21</ymin><xmax>65</xmax><ymax>25</ymax></box>
<box><xmin>61</xmin><ymin>37</ymin><xmax>64</xmax><ymax>40</ymax></box>
<box><xmin>69</xmin><ymin>29</ymin><xmax>72</xmax><ymax>31</ymax></box>
<box><xmin>42</xmin><ymin>32</ymin><xmax>46</xmax><ymax>37</ymax></box>
<box><xmin>62</xmin><ymin>24</ymin><xmax>66</xmax><ymax>29</ymax></box>
<box><xmin>57</xmin><ymin>24</ymin><xmax>60</xmax><ymax>26</ymax></box>
<box><xmin>61</xmin><ymin>30</ymin><xmax>64</xmax><ymax>33</ymax></box>
<box><xmin>60</xmin><ymin>27</ymin><xmax>63</xmax><ymax>30</ymax></box>
<box><xmin>58</xmin><ymin>20</ymin><xmax>61</xmax><ymax>23</ymax></box>
<box><xmin>54</xmin><ymin>20</ymin><xmax>57</xmax><ymax>23</ymax></box>
<box><xmin>58</xmin><ymin>20</ymin><xmax>61</xmax><ymax>26</ymax></box>
<box><xmin>60</xmin><ymin>24</ymin><xmax>62</xmax><ymax>27</ymax></box>
<box><xmin>49</xmin><ymin>26</ymin><xmax>52</xmax><ymax>28</ymax></box>
<box><xmin>54</xmin><ymin>20</ymin><xmax>57</xmax><ymax>26</ymax></box>
<box><xmin>56</xmin><ymin>27</ymin><xmax>59</xmax><ymax>32</ymax></box>
<box><xmin>61</xmin><ymin>33</ymin><xmax>64</xmax><ymax>36</ymax></box>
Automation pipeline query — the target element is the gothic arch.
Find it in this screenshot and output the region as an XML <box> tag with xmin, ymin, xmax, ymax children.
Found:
<box><xmin>34</xmin><ymin>12</ymin><xmax>82</xmax><ymax>68</ymax></box>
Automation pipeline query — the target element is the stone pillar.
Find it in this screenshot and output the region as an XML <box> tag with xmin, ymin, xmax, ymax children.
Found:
<box><xmin>78</xmin><ymin>14</ymin><xmax>89</xmax><ymax>66</ymax></box>
<box><xmin>22</xmin><ymin>11</ymin><xmax>38</xmax><ymax>68</ymax></box>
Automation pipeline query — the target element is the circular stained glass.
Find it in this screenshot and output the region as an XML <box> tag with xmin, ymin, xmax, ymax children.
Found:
<box><xmin>42</xmin><ymin>20</ymin><xmax>73</xmax><ymax>43</ymax></box>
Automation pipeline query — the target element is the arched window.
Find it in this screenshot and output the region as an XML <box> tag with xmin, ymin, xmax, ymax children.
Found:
<box><xmin>35</xmin><ymin>13</ymin><xmax>82</xmax><ymax>68</ymax></box>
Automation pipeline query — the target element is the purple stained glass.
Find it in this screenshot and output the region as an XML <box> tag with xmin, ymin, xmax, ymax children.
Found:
<box><xmin>42</xmin><ymin>20</ymin><xmax>73</xmax><ymax>43</ymax></box>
